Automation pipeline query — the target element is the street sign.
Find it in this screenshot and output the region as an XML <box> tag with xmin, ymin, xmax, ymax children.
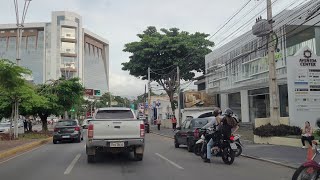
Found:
<box><xmin>94</xmin><ymin>89</ymin><xmax>101</xmax><ymax>96</ymax></box>
<box><xmin>85</xmin><ymin>89</ymin><xmax>94</xmax><ymax>96</ymax></box>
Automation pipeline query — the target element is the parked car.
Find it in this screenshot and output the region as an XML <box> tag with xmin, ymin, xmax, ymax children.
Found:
<box><xmin>174</xmin><ymin>117</ymin><xmax>211</xmax><ymax>152</ymax></box>
<box><xmin>86</xmin><ymin>107</ymin><xmax>145</xmax><ymax>163</ymax></box>
<box><xmin>0</xmin><ymin>123</ymin><xmax>12</xmax><ymax>134</ymax></box>
<box><xmin>53</xmin><ymin>120</ymin><xmax>83</xmax><ymax>144</ymax></box>
<box><xmin>82</xmin><ymin>119</ymin><xmax>91</xmax><ymax>129</ymax></box>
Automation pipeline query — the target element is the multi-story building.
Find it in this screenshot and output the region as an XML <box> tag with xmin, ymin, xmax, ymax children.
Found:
<box><xmin>205</xmin><ymin>1</ymin><xmax>320</xmax><ymax>123</ymax></box>
<box><xmin>0</xmin><ymin>11</ymin><xmax>109</xmax><ymax>93</ymax></box>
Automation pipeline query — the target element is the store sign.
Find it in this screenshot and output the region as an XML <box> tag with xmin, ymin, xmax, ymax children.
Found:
<box><xmin>287</xmin><ymin>47</ymin><xmax>320</xmax><ymax>127</ymax></box>
<box><xmin>85</xmin><ymin>89</ymin><xmax>94</xmax><ymax>96</ymax></box>
<box><xmin>184</xmin><ymin>91</ymin><xmax>217</xmax><ymax>108</ymax></box>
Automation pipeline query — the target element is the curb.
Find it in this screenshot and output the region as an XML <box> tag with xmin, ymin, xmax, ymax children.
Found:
<box><xmin>0</xmin><ymin>137</ymin><xmax>52</xmax><ymax>159</ymax></box>
<box><xmin>240</xmin><ymin>154</ymin><xmax>298</xmax><ymax>170</ymax></box>
<box><xmin>151</xmin><ymin>131</ymin><xmax>298</xmax><ymax>169</ymax></box>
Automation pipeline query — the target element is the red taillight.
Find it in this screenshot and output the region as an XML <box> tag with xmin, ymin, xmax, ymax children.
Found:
<box><xmin>88</xmin><ymin>124</ymin><xmax>94</xmax><ymax>139</ymax></box>
<box><xmin>230</xmin><ymin>136</ymin><xmax>235</xmax><ymax>141</ymax></box>
<box><xmin>75</xmin><ymin>126</ymin><xmax>80</xmax><ymax>131</ymax></box>
<box><xmin>194</xmin><ymin>129</ymin><xmax>199</xmax><ymax>138</ymax></box>
<box><xmin>54</xmin><ymin>128</ymin><xmax>58</xmax><ymax>132</ymax></box>
<box><xmin>140</xmin><ymin>124</ymin><xmax>145</xmax><ymax>137</ymax></box>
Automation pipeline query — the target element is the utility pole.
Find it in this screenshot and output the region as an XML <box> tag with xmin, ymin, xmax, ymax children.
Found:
<box><xmin>267</xmin><ymin>0</ymin><xmax>280</xmax><ymax>125</ymax></box>
<box><xmin>148</xmin><ymin>67</ymin><xmax>151</xmax><ymax>125</ymax></box>
<box><xmin>177</xmin><ymin>66</ymin><xmax>181</xmax><ymax>127</ymax></box>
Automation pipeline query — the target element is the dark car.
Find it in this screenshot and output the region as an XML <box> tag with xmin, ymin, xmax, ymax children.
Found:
<box><xmin>174</xmin><ymin>117</ymin><xmax>211</xmax><ymax>152</ymax></box>
<box><xmin>53</xmin><ymin>120</ymin><xmax>83</xmax><ymax>144</ymax></box>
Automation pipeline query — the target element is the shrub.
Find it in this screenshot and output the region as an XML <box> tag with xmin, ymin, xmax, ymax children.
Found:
<box><xmin>253</xmin><ymin>124</ymin><xmax>302</xmax><ymax>137</ymax></box>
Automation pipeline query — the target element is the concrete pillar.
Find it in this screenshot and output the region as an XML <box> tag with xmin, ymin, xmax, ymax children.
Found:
<box><xmin>315</xmin><ymin>27</ymin><xmax>320</xmax><ymax>56</ymax></box>
<box><xmin>240</xmin><ymin>90</ymin><xmax>250</xmax><ymax>123</ymax></box>
<box><xmin>220</xmin><ymin>94</ymin><xmax>229</xmax><ymax>110</ymax></box>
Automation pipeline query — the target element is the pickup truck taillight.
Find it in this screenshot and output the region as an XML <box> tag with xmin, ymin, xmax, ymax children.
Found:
<box><xmin>140</xmin><ymin>124</ymin><xmax>145</xmax><ymax>137</ymax></box>
<box><xmin>88</xmin><ymin>124</ymin><xmax>94</xmax><ymax>139</ymax></box>
<box><xmin>194</xmin><ymin>129</ymin><xmax>199</xmax><ymax>138</ymax></box>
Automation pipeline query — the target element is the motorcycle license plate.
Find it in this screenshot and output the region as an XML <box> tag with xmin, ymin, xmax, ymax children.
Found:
<box><xmin>230</xmin><ymin>143</ymin><xmax>237</xmax><ymax>150</ymax></box>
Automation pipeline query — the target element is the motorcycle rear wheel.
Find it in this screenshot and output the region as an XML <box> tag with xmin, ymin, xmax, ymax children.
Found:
<box><xmin>292</xmin><ymin>165</ymin><xmax>319</xmax><ymax>180</ymax></box>
<box><xmin>222</xmin><ymin>147</ymin><xmax>235</xmax><ymax>165</ymax></box>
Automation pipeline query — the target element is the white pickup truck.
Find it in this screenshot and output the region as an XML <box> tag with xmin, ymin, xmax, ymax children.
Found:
<box><xmin>86</xmin><ymin>107</ymin><xmax>145</xmax><ymax>163</ymax></box>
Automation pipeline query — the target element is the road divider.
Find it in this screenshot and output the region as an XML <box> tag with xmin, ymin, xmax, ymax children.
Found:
<box><xmin>155</xmin><ymin>153</ymin><xmax>184</xmax><ymax>170</ymax></box>
<box><xmin>64</xmin><ymin>154</ymin><xmax>81</xmax><ymax>175</ymax></box>
<box><xmin>0</xmin><ymin>137</ymin><xmax>52</xmax><ymax>160</ymax></box>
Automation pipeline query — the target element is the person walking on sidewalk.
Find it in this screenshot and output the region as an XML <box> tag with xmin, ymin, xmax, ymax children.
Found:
<box><xmin>301</xmin><ymin>121</ymin><xmax>314</xmax><ymax>148</ymax></box>
<box><xmin>23</xmin><ymin>119</ymin><xmax>28</xmax><ymax>132</ymax></box>
<box><xmin>28</xmin><ymin>119</ymin><xmax>33</xmax><ymax>132</ymax></box>
<box><xmin>171</xmin><ymin>115</ymin><xmax>177</xmax><ymax>131</ymax></box>
<box><xmin>156</xmin><ymin>119</ymin><xmax>161</xmax><ymax>130</ymax></box>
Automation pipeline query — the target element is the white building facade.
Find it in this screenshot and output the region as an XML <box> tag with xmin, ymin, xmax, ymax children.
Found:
<box><xmin>205</xmin><ymin>1</ymin><xmax>320</xmax><ymax>124</ymax></box>
<box><xmin>0</xmin><ymin>11</ymin><xmax>109</xmax><ymax>93</ymax></box>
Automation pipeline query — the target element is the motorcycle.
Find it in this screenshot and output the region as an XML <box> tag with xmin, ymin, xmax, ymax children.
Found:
<box><xmin>230</xmin><ymin>134</ymin><xmax>243</xmax><ymax>157</ymax></box>
<box><xmin>292</xmin><ymin>142</ymin><xmax>320</xmax><ymax>180</ymax></box>
<box><xmin>196</xmin><ymin>127</ymin><xmax>237</xmax><ymax>165</ymax></box>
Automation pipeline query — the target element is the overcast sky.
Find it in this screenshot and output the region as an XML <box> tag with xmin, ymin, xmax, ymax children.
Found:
<box><xmin>0</xmin><ymin>0</ymin><xmax>304</xmax><ymax>98</ymax></box>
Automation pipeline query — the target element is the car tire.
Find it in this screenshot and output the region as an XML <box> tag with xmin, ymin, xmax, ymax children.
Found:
<box><xmin>187</xmin><ymin>140</ymin><xmax>193</xmax><ymax>152</ymax></box>
<box><xmin>76</xmin><ymin>136</ymin><xmax>81</xmax><ymax>143</ymax></box>
<box><xmin>87</xmin><ymin>155</ymin><xmax>96</xmax><ymax>163</ymax></box>
<box><xmin>53</xmin><ymin>140</ymin><xmax>58</xmax><ymax>144</ymax></box>
<box><xmin>134</xmin><ymin>153</ymin><xmax>143</xmax><ymax>161</ymax></box>
<box><xmin>174</xmin><ymin>138</ymin><xmax>180</xmax><ymax>148</ymax></box>
<box><xmin>81</xmin><ymin>136</ymin><xmax>84</xmax><ymax>141</ymax></box>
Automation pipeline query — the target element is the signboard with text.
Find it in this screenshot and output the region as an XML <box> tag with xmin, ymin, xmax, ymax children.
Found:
<box><xmin>287</xmin><ymin>47</ymin><xmax>320</xmax><ymax>127</ymax></box>
<box><xmin>85</xmin><ymin>89</ymin><xmax>94</xmax><ymax>96</ymax></box>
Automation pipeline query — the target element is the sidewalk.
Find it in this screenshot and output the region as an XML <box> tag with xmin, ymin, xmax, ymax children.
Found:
<box><xmin>150</xmin><ymin>126</ymin><xmax>308</xmax><ymax>169</ymax></box>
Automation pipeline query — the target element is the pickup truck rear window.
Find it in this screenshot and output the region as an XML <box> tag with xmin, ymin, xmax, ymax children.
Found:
<box><xmin>57</xmin><ymin>121</ymin><xmax>77</xmax><ymax>126</ymax></box>
<box><xmin>95</xmin><ymin>110</ymin><xmax>134</xmax><ymax>119</ymax></box>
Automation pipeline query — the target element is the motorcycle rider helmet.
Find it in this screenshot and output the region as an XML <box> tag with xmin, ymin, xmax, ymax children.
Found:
<box><xmin>223</xmin><ymin>108</ymin><xmax>233</xmax><ymax>117</ymax></box>
<box><xmin>213</xmin><ymin>108</ymin><xmax>220</xmax><ymax>117</ymax></box>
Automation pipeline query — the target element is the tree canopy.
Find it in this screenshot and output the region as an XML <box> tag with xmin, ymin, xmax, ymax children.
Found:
<box><xmin>122</xmin><ymin>27</ymin><xmax>214</xmax><ymax>111</ymax></box>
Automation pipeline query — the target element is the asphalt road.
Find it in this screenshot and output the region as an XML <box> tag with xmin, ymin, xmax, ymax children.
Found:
<box><xmin>0</xmin><ymin>133</ymin><xmax>294</xmax><ymax>180</ymax></box>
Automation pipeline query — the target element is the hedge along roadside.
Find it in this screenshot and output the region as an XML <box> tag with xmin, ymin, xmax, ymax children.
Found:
<box><xmin>0</xmin><ymin>137</ymin><xmax>52</xmax><ymax>159</ymax></box>
<box><xmin>253</xmin><ymin>124</ymin><xmax>302</xmax><ymax>137</ymax></box>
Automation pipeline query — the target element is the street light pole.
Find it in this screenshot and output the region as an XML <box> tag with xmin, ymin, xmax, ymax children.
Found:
<box><xmin>266</xmin><ymin>0</ymin><xmax>280</xmax><ymax>125</ymax></box>
<box><xmin>13</xmin><ymin>0</ymin><xmax>32</xmax><ymax>138</ymax></box>
<box><xmin>148</xmin><ymin>67</ymin><xmax>151</xmax><ymax>125</ymax></box>
<box><xmin>177</xmin><ymin>66</ymin><xmax>181</xmax><ymax>127</ymax></box>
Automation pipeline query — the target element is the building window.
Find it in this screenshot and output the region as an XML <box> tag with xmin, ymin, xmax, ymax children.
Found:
<box><xmin>10</xmin><ymin>30</ymin><xmax>15</xmax><ymax>33</ymax></box>
<box><xmin>57</xmin><ymin>16</ymin><xmax>65</xmax><ymax>25</ymax></box>
<box><xmin>61</xmin><ymin>42</ymin><xmax>75</xmax><ymax>54</ymax></box>
<box><xmin>27</xmin><ymin>36</ymin><xmax>36</xmax><ymax>49</ymax></box>
<box><xmin>61</xmin><ymin>27</ymin><xmax>76</xmax><ymax>39</ymax></box>
<box><xmin>61</xmin><ymin>57</ymin><xmax>76</xmax><ymax>64</ymax></box>
<box><xmin>0</xmin><ymin>31</ymin><xmax>4</xmax><ymax>33</ymax></box>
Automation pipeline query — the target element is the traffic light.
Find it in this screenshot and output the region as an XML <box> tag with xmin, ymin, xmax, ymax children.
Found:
<box><xmin>94</xmin><ymin>89</ymin><xmax>101</xmax><ymax>96</ymax></box>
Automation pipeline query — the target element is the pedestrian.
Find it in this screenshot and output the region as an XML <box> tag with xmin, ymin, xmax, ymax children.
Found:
<box><xmin>157</xmin><ymin>119</ymin><xmax>161</xmax><ymax>130</ymax></box>
<box><xmin>28</xmin><ymin>120</ymin><xmax>33</xmax><ymax>132</ymax></box>
<box><xmin>23</xmin><ymin>119</ymin><xmax>28</xmax><ymax>132</ymax></box>
<box><xmin>301</xmin><ymin>121</ymin><xmax>314</xmax><ymax>148</ymax></box>
<box><xmin>171</xmin><ymin>115</ymin><xmax>177</xmax><ymax>131</ymax></box>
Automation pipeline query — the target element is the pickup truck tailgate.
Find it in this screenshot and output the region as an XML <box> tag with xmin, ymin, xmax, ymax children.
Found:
<box><xmin>91</xmin><ymin>119</ymin><xmax>141</xmax><ymax>139</ymax></box>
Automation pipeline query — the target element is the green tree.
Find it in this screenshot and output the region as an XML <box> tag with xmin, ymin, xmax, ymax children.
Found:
<box><xmin>55</xmin><ymin>77</ymin><xmax>84</xmax><ymax>119</ymax></box>
<box><xmin>122</xmin><ymin>27</ymin><xmax>214</xmax><ymax>112</ymax></box>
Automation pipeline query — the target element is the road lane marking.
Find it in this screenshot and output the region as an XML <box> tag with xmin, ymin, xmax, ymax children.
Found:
<box><xmin>64</xmin><ymin>154</ymin><xmax>81</xmax><ymax>175</ymax></box>
<box><xmin>0</xmin><ymin>143</ymin><xmax>47</xmax><ymax>165</ymax></box>
<box><xmin>155</xmin><ymin>153</ymin><xmax>184</xmax><ymax>170</ymax></box>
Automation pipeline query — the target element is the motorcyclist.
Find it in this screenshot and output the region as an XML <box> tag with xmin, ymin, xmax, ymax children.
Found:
<box><xmin>221</xmin><ymin>108</ymin><xmax>239</xmax><ymax>140</ymax></box>
<box><xmin>203</xmin><ymin>108</ymin><xmax>220</xmax><ymax>163</ymax></box>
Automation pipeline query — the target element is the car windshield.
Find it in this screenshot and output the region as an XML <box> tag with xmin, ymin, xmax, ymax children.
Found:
<box><xmin>95</xmin><ymin>110</ymin><xmax>134</xmax><ymax>119</ymax></box>
<box><xmin>192</xmin><ymin>118</ymin><xmax>209</xmax><ymax>128</ymax></box>
<box><xmin>0</xmin><ymin>123</ymin><xmax>10</xmax><ymax>127</ymax></box>
<box><xmin>56</xmin><ymin>121</ymin><xmax>77</xmax><ymax>126</ymax></box>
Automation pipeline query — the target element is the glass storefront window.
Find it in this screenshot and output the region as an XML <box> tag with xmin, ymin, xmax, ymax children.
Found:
<box><xmin>228</xmin><ymin>93</ymin><xmax>242</xmax><ymax>121</ymax></box>
<box><xmin>279</xmin><ymin>84</ymin><xmax>289</xmax><ymax>117</ymax></box>
<box><xmin>248</xmin><ymin>88</ymin><xmax>270</xmax><ymax>122</ymax></box>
